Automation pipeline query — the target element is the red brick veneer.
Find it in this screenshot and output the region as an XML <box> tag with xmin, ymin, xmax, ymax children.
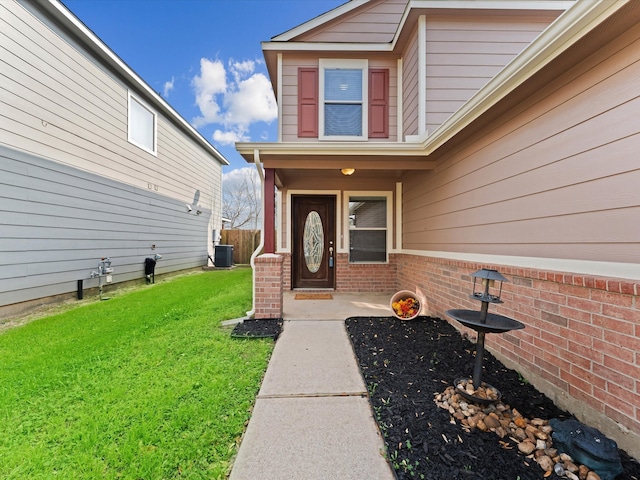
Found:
<box><xmin>396</xmin><ymin>253</ymin><xmax>640</xmax><ymax>457</ymax></box>
<box><xmin>253</xmin><ymin>254</ymin><xmax>283</xmax><ymax>318</ymax></box>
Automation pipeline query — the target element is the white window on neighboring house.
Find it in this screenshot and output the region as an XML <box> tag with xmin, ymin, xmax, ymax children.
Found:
<box><xmin>319</xmin><ymin>59</ymin><xmax>368</xmax><ymax>140</ymax></box>
<box><xmin>346</xmin><ymin>193</ymin><xmax>391</xmax><ymax>263</ymax></box>
<box><xmin>128</xmin><ymin>92</ymin><xmax>157</xmax><ymax>155</ymax></box>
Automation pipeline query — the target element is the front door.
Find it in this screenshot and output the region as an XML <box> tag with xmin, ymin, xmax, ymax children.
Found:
<box><xmin>292</xmin><ymin>195</ymin><xmax>335</xmax><ymax>289</ymax></box>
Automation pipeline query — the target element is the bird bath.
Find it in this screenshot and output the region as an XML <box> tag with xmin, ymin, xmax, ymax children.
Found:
<box><xmin>446</xmin><ymin>269</ymin><xmax>524</xmax><ymax>404</ymax></box>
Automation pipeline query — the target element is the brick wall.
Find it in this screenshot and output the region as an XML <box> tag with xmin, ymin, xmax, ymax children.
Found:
<box><xmin>278</xmin><ymin>252</ymin><xmax>398</xmax><ymax>293</ymax></box>
<box><xmin>334</xmin><ymin>253</ymin><xmax>397</xmax><ymax>292</ymax></box>
<box><xmin>396</xmin><ymin>253</ymin><xmax>640</xmax><ymax>458</ymax></box>
<box><xmin>253</xmin><ymin>254</ymin><xmax>283</xmax><ymax>318</ymax></box>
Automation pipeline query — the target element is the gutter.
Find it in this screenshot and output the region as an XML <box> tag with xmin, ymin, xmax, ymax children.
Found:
<box><xmin>246</xmin><ymin>149</ymin><xmax>265</xmax><ymax>318</ymax></box>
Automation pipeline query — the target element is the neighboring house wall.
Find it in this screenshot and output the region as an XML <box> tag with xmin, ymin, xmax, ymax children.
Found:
<box><xmin>425</xmin><ymin>15</ymin><xmax>555</xmax><ymax>133</ymax></box>
<box><xmin>399</xmin><ymin>17</ymin><xmax>640</xmax><ymax>458</ymax></box>
<box><xmin>0</xmin><ymin>1</ymin><xmax>224</xmax><ymax>313</ymax></box>
<box><xmin>0</xmin><ymin>147</ymin><xmax>211</xmax><ymax>309</ymax></box>
<box><xmin>1</xmin><ymin>1</ymin><xmax>221</xmax><ymax>208</ymax></box>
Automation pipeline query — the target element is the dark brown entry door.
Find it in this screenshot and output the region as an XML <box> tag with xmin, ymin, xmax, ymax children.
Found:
<box><xmin>292</xmin><ymin>195</ymin><xmax>336</xmax><ymax>289</ymax></box>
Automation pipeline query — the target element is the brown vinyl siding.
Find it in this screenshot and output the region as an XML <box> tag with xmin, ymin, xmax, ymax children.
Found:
<box><xmin>281</xmin><ymin>56</ymin><xmax>318</xmax><ymax>142</ymax></box>
<box><xmin>281</xmin><ymin>56</ymin><xmax>397</xmax><ymax>142</ymax></box>
<box><xmin>403</xmin><ymin>21</ymin><xmax>640</xmax><ymax>265</ymax></box>
<box><xmin>425</xmin><ymin>15</ymin><xmax>556</xmax><ymax>133</ymax></box>
<box><xmin>296</xmin><ymin>0</ymin><xmax>407</xmax><ymax>44</ymax></box>
<box><xmin>402</xmin><ymin>24</ymin><xmax>420</xmax><ymax>138</ymax></box>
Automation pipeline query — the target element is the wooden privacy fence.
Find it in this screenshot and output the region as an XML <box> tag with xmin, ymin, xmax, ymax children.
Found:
<box><xmin>220</xmin><ymin>229</ymin><xmax>260</xmax><ymax>265</ymax></box>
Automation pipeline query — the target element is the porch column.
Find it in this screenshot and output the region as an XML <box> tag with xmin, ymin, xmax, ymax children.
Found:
<box><xmin>264</xmin><ymin>167</ymin><xmax>275</xmax><ymax>253</ymax></box>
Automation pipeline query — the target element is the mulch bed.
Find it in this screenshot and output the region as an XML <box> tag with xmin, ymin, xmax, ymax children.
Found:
<box><xmin>230</xmin><ymin>318</ymin><xmax>283</xmax><ymax>339</ymax></box>
<box><xmin>345</xmin><ymin>316</ymin><xmax>640</xmax><ymax>480</ymax></box>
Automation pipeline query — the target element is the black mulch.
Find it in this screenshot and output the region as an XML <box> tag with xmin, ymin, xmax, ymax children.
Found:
<box><xmin>345</xmin><ymin>316</ymin><xmax>640</xmax><ymax>480</ymax></box>
<box><xmin>230</xmin><ymin>318</ymin><xmax>283</xmax><ymax>339</ymax></box>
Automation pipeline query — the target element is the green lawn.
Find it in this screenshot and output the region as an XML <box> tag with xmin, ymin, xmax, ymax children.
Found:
<box><xmin>0</xmin><ymin>268</ymin><xmax>272</xmax><ymax>479</ymax></box>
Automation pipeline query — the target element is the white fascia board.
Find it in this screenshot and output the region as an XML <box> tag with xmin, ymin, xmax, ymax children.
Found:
<box><xmin>407</xmin><ymin>1</ymin><xmax>575</xmax><ymax>12</ymax></box>
<box><xmin>261</xmin><ymin>41</ymin><xmax>392</xmax><ymax>53</ymax></box>
<box><xmin>236</xmin><ymin>141</ymin><xmax>426</xmax><ymax>157</ymax></box>
<box><xmin>39</xmin><ymin>0</ymin><xmax>229</xmax><ymax>165</ymax></box>
<box><xmin>271</xmin><ymin>0</ymin><xmax>370</xmax><ymax>41</ymax></box>
<box><xmin>416</xmin><ymin>0</ymin><xmax>630</xmax><ymax>154</ymax></box>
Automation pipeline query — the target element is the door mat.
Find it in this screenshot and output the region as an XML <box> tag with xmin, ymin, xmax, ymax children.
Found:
<box><xmin>294</xmin><ymin>293</ymin><xmax>333</xmax><ymax>300</ymax></box>
<box><xmin>231</xmin><ymin>318</ymin><xmax>283</xmax><ymax>340</ymax></box>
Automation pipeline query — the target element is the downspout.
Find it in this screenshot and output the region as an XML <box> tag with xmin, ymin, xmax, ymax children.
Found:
<box><xmin>246</xmin><ymin>149</ymin><xmax>265</xmax><ymax>318</ymax></box>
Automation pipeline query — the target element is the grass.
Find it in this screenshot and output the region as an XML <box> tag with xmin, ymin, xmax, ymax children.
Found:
<box><xmin>0</xmin><ymin>268</ymin><xmax>273</xmax><ymax>479</ymax></box>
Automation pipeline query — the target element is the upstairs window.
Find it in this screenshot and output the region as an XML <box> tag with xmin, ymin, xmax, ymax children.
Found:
<box><xmin>128</xmin><ymin>92</ymin><xmax>157</xmax><ymax>155</ymax></box>
<box><xmin>319</xmin><ymin>59</ymin><xmax>368</xmax><ymax>140</ymax></box>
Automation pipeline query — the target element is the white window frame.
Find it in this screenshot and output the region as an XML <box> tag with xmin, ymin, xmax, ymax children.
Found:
<box><xmin>343</xmin><ymin>191</ymin><xmax>392</xmax><ymax>263</ymax></box>
<box><xmin>127</xmin><ymin>92</ymin><xmax>157</xmax><ymax>155</ymax></box>
<box><xmin>319</xmin><ymin>59</ymin><xmax>368</xmax><ymax>141</ymax></box>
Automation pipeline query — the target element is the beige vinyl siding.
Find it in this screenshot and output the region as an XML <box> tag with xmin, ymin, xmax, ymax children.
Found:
<box><xmin>425</xmin><ymin>15</ymin><xmax>556</xmax><ymax>133</ymax></box>
<box><xmin>281</xmin><ymin>56</ymin><xmax>397</xmax><ymax>142</ymax></box>
<box><xmin>0</xmin><ymin>1</ymin><xmax>219</xmax><ymax>208</ymax></box>
<box><xmin>297</xmin><ymin>0</ymin><xmax>407</xmax><ymax>44</ymax></box>
<box><xmin>402</xmin><ymin>24</ymin><xmax>420</xmax><ymax>138</ymax></box>
<box><xmin>402</xmin><ymin>22</ymin><xmax>640</xmax><ymax>265</ymax></box>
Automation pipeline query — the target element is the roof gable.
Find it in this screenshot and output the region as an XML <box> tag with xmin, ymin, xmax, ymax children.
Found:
<box><xmin>280</xmin><ymin>0</ymin><xmax>408</xmax><ymax>44</ymax></box>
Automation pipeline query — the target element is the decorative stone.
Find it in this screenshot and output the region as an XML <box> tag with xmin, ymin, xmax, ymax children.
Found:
<box><xmin>578</xmin><ymin>465</ymin><xmax>589</xmax><ymax>480</ymax></box>
<box><xmin>537</xmin><ymin>455</ymin><xmax>554</xmax><ymax>472</ymax></box>
<box><xmin>554</xmin><ymin>463</ymin><xmax>566</xmax><ymax>476</ymax></box>
<box><xmin>484</xmin><ymin>413</ymin><xmax>501</xmax><ymax>429</ymax></box>
<box><xmin>536</xmin><ymin>439</ymin><xmax>547</xmax><ymax>450</ymax></box>
<box><xmin>514</xmin><ymin>417</ymin><xmax>528</xmax><ymax>428</ymax></box>
<box><xmin>586</xmin><ymin>472</ymin><xmax>601</xmax><ymax>480</ymax></box>
<box><xmin>565</xmin><ymin>461</ymin><xmax>579</xmax><ymax>473</ymax></box>
<box><xmin>560</xmin><ymin>453</ymin><xmax>574</xmax><ymax>463</ymax></box>
<box><xmin>518</xmin><ymin>440</ymin><xmax>536</xmax><ymax>455</ymax></box>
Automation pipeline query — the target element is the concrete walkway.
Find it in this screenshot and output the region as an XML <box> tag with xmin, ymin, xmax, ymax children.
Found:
<box><xmin>229</xmin><ymin>292</ymin><xmax>396</xmax><ymax>480</ymax></box>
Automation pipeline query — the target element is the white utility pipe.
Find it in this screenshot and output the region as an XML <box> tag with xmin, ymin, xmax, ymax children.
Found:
<box><xmin>246</xmin><ymin>149</ymin><xmax>265</xmax><ymax>318</ymax></box>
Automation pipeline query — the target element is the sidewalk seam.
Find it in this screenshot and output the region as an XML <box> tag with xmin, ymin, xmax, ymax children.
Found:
<box><xmin>257</xmin><ymin>391</ymin><xmax>366</xmax><ymax>399</ymax></box>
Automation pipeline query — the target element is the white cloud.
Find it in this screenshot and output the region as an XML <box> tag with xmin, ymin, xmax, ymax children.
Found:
<box><xmin>163</xmin><ymin>76</ymin><xmax>175</xmax><ymax>97</ymax></box>
<box><xmin>225</xmin><ymin>73</ymin><xmax>277</xmax><ymax>126</ymax></box>
<box><xmin>191</xmin><ymin>57</ymin><xmax>277</xmax><ymax>142</ymax></box>
<box><xmin>192</xmin><ymin>58</ymin><xmax>227</xmax><ymax>127</ymax></box>
<box><xmin>230</xmin><ymin>59</ymin><xmax>255</xmax><ymax>83</ymax></box>
<box><xmin>222</xmin><ymin>166</ymin><xmax>262</xmax><ymax>197</ymax></box>
<box><xmin>213</xmin><ymin>128</ymin><xmax>249</xmax><ymax>146</ymax></box>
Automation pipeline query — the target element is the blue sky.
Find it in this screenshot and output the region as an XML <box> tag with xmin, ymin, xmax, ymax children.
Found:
<box><xmin>61</xmin><ymin>0</ymin><xmax>346</xmax><ymax>173</ymax></box>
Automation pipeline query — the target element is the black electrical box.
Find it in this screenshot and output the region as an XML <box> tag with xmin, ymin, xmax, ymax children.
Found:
<box><xmin>214</xmin><ymin>245</ymin><xmax>234</xmax><ymax>267</ymax></box>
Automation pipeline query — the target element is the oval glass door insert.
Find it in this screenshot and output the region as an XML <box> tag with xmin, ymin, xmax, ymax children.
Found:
<box><xmin>303</xmin><ymin>211</ymin><xmax>324</xmax><ymax>273</ymax></box>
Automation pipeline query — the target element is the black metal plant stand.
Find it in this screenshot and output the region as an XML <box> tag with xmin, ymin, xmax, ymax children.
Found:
<box><xmin>446</xmin><ymin>269</ymin><xmax>525</xmax><ymax>403</ymax></box>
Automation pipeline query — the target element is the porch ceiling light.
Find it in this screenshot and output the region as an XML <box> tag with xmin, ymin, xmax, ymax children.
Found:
<box><xmin>341</xmin><ymin>168</ymin><xmax>355</xmax><ymax>176</ymax></box>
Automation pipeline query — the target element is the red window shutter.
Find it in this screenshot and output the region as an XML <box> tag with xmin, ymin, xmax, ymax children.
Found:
<box><xmin>368</xmin><ymin>69</ymin><xmax>389</xmax><ymax>138</ymax></box>
<box><xmin>298</xmin><ymin>68</ymin><xmax>318</xmax><ymax>138</ymax></box>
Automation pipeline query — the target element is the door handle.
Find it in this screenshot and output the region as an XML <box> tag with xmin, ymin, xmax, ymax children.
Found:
<box><xmin>329</xmin><ymin>246</ymin><xmax>334</xmax><ymax>268</ymax></box>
